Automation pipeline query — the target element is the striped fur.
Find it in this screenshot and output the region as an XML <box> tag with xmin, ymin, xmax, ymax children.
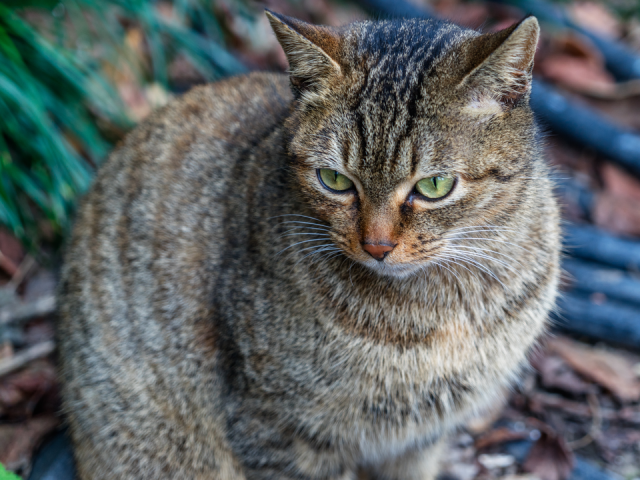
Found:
<box><xmin>58</xmin><ymin>13</ymin><xmax>559</xmax><ymax>480</ymax></box>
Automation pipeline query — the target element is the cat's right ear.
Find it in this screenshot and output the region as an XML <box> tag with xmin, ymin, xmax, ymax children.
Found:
<box><xmin>456</xmin><ymin>16</ymin><xmax>540</xmax><ymax>113</ymax></box>
<box><xmin>266</xmin><ymin>10</ymin><xmax>342</xmax><ymax>98</ymax></box>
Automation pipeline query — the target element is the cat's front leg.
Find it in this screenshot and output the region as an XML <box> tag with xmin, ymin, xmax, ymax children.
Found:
<box><xmin>368</xmin><ymin>440</ymin><xmax>444</xmax><ymax>480</ymax></box>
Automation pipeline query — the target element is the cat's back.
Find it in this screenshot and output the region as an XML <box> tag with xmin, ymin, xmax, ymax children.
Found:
<box><xmin>61</xmin><ymin>71</ymin><xmax>290</xmax><ymax>278</ymax></box>
<box><xmin>57</xmin><ymin>74</ymin><xmax>291</xmax><ymax>472</ymax></box>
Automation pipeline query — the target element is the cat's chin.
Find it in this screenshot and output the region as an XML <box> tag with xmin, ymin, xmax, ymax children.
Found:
<box><xmin>362</xmin><ymin>261</ymin><xmax>423</xmax><ymax>279</ymax></box>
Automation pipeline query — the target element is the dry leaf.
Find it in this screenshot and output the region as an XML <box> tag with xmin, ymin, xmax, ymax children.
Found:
<box><xmin>0</xmin><ymin>415</ymin><xmax>59</xmax><ymax>473</ymax></box>
<box><xmin>569</xmin><ymin>2</ymin><xmax>620</xmax><ymax>39</ymax></box>
<box><xmin>475</xmin><ymin>427</ymin><xmax>528</xmax><ymax>450</ymax></box>
<box><xmin>535</xmin><ymin>354</ymin><xmax>596</xmax><ymax>396</ymax></box>
<box><xmin>523</xmin><ymin>428</ymin><xmax>574</xmax><ymax>480</ymax></box>
<box><xmin>592</xmin><ymin>192</ymin><xmax>640</xmax><ymax>237</ymax></box>
<box><xmin>537</xmin><ymin>33</ymin><xmax>617</xmax><ymax>97</ymax></box>
<box><xmin>0</xmin><ymin>229</ymin><xmax>23</xmax><ymax>279</ymax></box>
<box><xmin>547</xmin><ymin>337</ymin><xmax>640</xmax><ymax>403</ymax></box>
<box><xmin>601</xmin><ymin>163</ymin><xmax>640</xmax><ymax>203</ymax></box>
<box><xmin>0</xmin><ymin>360</ymin><xmax>57</xmax><ymax>417</ymax></box>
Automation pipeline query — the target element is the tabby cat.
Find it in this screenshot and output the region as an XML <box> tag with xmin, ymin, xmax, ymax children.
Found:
<box><xmin>58</xmin><ymin>10</ymin><xmax>560</xmax><ymax>480</ymax></box>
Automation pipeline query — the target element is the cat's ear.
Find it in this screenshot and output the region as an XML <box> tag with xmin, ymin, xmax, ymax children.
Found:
<box><xmin>457</xmin><ymin>16</ymin><xmax>539</xmax><ymax>112</ymax></box>
<box><xmin>266</xmin><ymin>10</ymin><xmax>342</xmax><ymax>97</ymax></box>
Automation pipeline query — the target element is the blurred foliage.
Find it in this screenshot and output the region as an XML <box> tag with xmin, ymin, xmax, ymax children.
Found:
<box><xmin>0</xmin><ymin>0</ymin><xmax>249</xmax><ymax>250</ymax></box>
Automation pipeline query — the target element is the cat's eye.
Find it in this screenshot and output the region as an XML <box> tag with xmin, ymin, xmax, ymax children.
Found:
<box><xmin>415</xmin><ymin>176</ymin><xmax>455</xmax><ymax>199</ymax></box>
<box><xmin>317</xmin><ymin>169</ymin><xmax>354</xmax><ymax>193</ymax></box>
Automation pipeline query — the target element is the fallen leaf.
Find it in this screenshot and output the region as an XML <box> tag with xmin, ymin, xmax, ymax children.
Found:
<box><xmin>535</xmin><ymin>354</ymin><xmax>596</xmax><ymax>396</ymax></box>
<box><xmin>0</xmin><ymin>229</ymin><xmax>23</xmax><ymax>279</ymax></box>
<box><xmin>547</xmin><ymin>337</ymin><xmax>640</xmax><ymax>403</ymax></box>
<box><xmin>538</xmin><ymin>55</ymin><xmax>615</xmax><ymax>96</ymax></box>
<box><xmin>523</xmin><ymin>427</ymin><xmax>574</xmax><ymax>480</ymax></box>
<box><xmin>475</xmin><ymin>427</ymin><xmax>529</xmax><ymax>450</ymax></box>
<box><xmin>592</xmin><ymin>192</ymin><xmax>640</xmax><ymax>237</ymax></box>
<box><xmin>536</xmin><ymin>33</ymin><xmax>618</xmax><ymax>97</ymax></box>
<box><xmin>0</xmin><ymin>360</ymin><xmax>57</xmax><ymax>418</ymax></box>
<box><xmin>569</xmin><ymin>2</ymin><xmax>620</xmax><ymax>39</ymax></box>
<box><xmin>0</xmin><ymin>415</ymin><xmax>59</xmax><ymax>473</ymax></box>
<box><xmin>601</xmin><ymin>163</ymin><xmax>640</xmax><ymax>203</ymax></box>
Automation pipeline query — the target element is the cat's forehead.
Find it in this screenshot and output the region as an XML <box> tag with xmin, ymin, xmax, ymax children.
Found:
<box><xmin>332</xmin><ymin>20</ymin><xmax>476</xmax><ymax>185</ymax></box>
<box><xmin>344</xmin><ymin>19</ymin><xmax>473</xmax><ymax>79</ymax></box>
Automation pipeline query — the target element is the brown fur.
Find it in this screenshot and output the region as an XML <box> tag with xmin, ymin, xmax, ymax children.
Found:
<box><xmin>58</xmin><ymin>12</ymin><xmax>560</xmax><ymax>480</ymax></box>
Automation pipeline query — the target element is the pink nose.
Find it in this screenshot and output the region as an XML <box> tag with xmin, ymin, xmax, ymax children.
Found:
<box><xmin>363</xmin><ymin>243</ymin><xmax>395</xmax><ymax>261</ymax></box>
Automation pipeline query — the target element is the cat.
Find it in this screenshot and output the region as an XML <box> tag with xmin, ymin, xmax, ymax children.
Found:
<box><xmin>58</xmin><ymin>9</ymin><xmax>560</xmax><ymax>480</ymax></box>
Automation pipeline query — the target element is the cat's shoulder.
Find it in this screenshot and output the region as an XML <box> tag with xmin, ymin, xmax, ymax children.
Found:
<box><xmin>94</xmin><ymin>72</ymin><xmax>291</xmax><ymax>184</ymax></box>
<box><xmin>161</xmin><ymin>71</ymin><xmax>291</xmax><ymax>128</ymax></box>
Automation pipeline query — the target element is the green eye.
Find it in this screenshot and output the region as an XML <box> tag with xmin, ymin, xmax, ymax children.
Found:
<box><xmin>415</xmin><ymin>176</ymin><xmax>455</xmax><ymax>199</ymax></box>
<box><xmin>318</xmin><ymin>169</ymin><xmax>354</xmax><ymax>192</ymax></box>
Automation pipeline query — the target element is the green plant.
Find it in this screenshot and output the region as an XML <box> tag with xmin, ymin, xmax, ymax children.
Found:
<box><xmin>0</xmin><ymin>0</ymin><xmax>248</xmax><ymax>249</ymax></box>
<box><xmin>0</xmin><ymin>463</ymin><xmax>21</xmax><ymax>480</ymax></box>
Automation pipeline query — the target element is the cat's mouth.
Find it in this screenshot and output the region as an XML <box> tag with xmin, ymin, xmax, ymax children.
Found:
<box><xmin>354</xmin><ymin>239</ymin><xmax>445</xmax><ymax>279</ymax></box>
<box><xmin>355</xmin><ymin>251</ymin><xmax>429</xmax><ymax>278</ymax></box>
<box><xmin>364</xmin><ymin>261</ymin><xmax>423</xmax><ymax>278</ymax></box>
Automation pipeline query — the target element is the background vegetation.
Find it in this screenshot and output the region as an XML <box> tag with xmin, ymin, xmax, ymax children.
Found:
<box><xmin>0</xmin><ymin>0</ymin><xmax>252</xmax><ymax>249</ymax></box>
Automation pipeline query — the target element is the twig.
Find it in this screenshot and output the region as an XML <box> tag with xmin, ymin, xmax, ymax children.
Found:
<box><xmin>0</xmin><ymin>248</ymin><xmax>19</xmax><ymax>277</ymax></box>
<box><xmin>529</xmin><ymin>391</ymin><xmax>640</xmax><ymax>426</ymax></box>
<box><xmin>555</xmin><ymin>293</ymin><xmax>640</xmax><ymax>349</ymax></box>
<box><xmin>0</xmin><ymin>294</ymin><xmax>56</xmax><ymax>325</ymax></box>
<box><xmin>6</xmin><ymin>254</ymin><xmax>36</xmax><ymax>292</ymax></box>
<box><xmin>563</xmin><ymin>223</ymin><xmax>640</xmax><ymax>272</ymax></box>
<box><xmin>0</xmin><ymin>340</ymin><xmax>55</xmax><ymax>377</ymax></box>
<box><xmin>566</xmin><ymin>393</ymin><xmax>602</xmax><ymax>450</ymax></box>
<box><xmin>563</xmin><ymin>258</ymin><xmax>640</xmax><ymax>307</ymax></box>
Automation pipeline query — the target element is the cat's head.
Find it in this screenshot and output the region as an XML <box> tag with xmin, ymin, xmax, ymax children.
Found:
<box><xmin>268</xmin><ymin>11</ymin><xmax>541</xmax><ymax>278</ymax></box>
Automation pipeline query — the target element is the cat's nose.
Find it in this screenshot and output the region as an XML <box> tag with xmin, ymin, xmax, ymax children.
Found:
<box><xmin>362</xmin><ymin>243</ymin><xmax>395</xmax><ymax>261</ymax></box>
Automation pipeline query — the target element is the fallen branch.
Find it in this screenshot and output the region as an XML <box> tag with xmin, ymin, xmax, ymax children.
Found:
<box><xmin>554</xmin><ymin>292</ymin><xmax>640</xmax><ymax>349</ymax></box>
<box><xmin>562</xmin><ymin>258</ymin><xmax>640</xmax><ymax>307</ymax></box>
<box><xmin>563</xmin><ymin>224</ymin><xmax>640</xmax><ymax>272</ymax></box>
<box><xmin>0</xmin><ymin>294</ymin><xmax>56</xmax><ymax>326</ymax></box>
<box><xmin>532</xmin><ymin>81</ymin><xmax>640</xmax><ymax>179</ymax></box>
<box><xmin>0</xmin><ymin>340</ymin><xmax>55</xmax><ymax>377</ymax></box>
<box><xmin>0</xmin><ymin>249</ymin><xmax>19</xmax><ymax>277</ymax></box>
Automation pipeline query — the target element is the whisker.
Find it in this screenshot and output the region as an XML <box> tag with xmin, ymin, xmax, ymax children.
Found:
<box><xmin>429</xmin><ymin>260</ymin><xmax>463</xmax><ymax>286</ymax></box>
<box><xmin>270</xmin><ymin>214</ymin><xmax>327</xmax><ymax>222</ymax></box>
<box><xmin>280</xmin><ymin>233</ymin><xmax>332</xmax><ymax>238</ymax></box>
<box><xmin>446</xmin><ymin>229</ymin><xmax>516</xmax><ymax>239</ymax></box>
<box><xmin>448</xmin><ymin>237</ymin><xmax>531</xmax><ymax>252</ymax></box>
<box><xmin>443</xmin><ymin>254</ymin><xmax>507</xmax><ymax>289</ymax></box>
<box><xmin>296</xmin><ymin>243</ymin><xmax>336</xmax><ymax>254</ymax></box>
<box><xmin>435</xmin><ymin>254</ymin><xmax>482</xmax><ymax>283</ymax></box>
<box><xmin>281</xmin><ymin>226</ymin><xmax>331</xmax><ymax>234</ymax></box>
<box><xmin>448</xmin><ymin>225</ymin><xmax>516</xmax><ymax>233</ymax></box>
<box><xmin>295</xmin><ymin>246</ymin><xmax>340</xmax><ymax>265</ymax></box>
<box><xmin>280</xmin><ymin>221</ymin><xmax>331</xmax><ymax>229</ymax></box>
<box><xmin>448</xmin><ymin>245</ymin><xmax>522</xmax><ymax>266</ymax></box>
<box><xmin>442</xmin><ymin>247</ymin><xmax>517</xmax><ymax>273</ymax></box>
<box><xmin>277</xmin><ymin>238</ymin><xmax>333</xmax><ymax>255</ymax></box>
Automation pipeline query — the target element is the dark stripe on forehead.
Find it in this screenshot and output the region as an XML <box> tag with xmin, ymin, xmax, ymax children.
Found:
<box><xmin>351</xmin><ymin>19</ymin><xmax>464</xmax><ymax>175</ymax></box>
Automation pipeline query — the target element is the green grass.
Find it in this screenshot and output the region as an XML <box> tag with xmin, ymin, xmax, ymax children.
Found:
<box><xmin>0</xmin><ymin>0</ymin><xmax>248</xmax><ymax>250</ymax></box>
<box><xmin>0</xmin><ymin>463</ymin><xmax>20</xmax><ymax>480</ymax></box>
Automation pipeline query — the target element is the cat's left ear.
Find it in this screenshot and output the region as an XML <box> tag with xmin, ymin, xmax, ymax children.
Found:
<box><xmin>266</xmin><ymin>10</ymin><xmax>342</xmax><ymax>98</ymax></box>
<box><xmin>457</xmin><ymin>16</ymin><xmax>539</xmax><ymax>110</ymax></box>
